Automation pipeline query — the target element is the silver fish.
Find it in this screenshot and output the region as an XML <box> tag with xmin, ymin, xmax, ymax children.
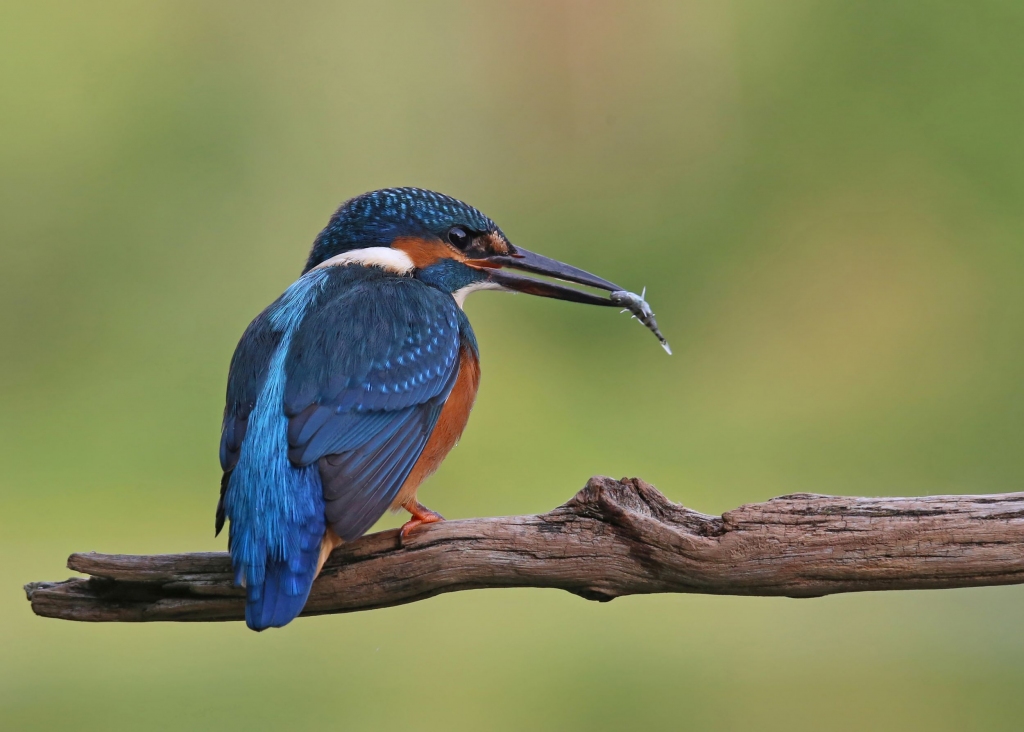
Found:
<box><xmin>610</xmin><ymin>288</ymin><xmax>672</xmax><ymax>355</ymax></box>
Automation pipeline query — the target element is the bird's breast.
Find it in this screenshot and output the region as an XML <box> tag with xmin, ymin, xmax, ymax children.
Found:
<box><xmin>390</xmin><ymin>344</ymin><xmax>480</xmax><ymax>509</ymax></box>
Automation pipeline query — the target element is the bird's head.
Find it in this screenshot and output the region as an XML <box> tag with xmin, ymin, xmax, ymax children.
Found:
<box><xmin>304</xmin><ymin>187</ymin><xmax>625</xmax><ymax>308</ymax></box>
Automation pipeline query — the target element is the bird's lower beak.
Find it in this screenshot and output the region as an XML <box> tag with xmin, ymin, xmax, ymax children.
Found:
<box><xmin>482</xmin><ymin>248</ymin><xmax>622</xmax><ymax>306</ymax></box>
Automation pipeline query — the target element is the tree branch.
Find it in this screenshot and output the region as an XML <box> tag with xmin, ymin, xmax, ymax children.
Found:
<box><xmin>25</xmin><ymin>477</ymin><xmax>1024</xmax><ymax>623</ymax></box>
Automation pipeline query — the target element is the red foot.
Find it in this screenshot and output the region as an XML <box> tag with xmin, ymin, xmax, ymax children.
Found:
<box><xmin>399</xmin><ymin>501</ymin><xmax>445</xmax><ymax>542</ymax></box>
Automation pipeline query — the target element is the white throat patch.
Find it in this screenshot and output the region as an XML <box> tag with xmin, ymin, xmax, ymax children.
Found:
<box><xmin>313</xmin><ymin>247</ymin><xmax>415</xmax><ymax>274</ymax></box>
<box><xmin>453</xmin><ymin>280</ymin><xmax>505</xmax><ymax>309</ymax></box>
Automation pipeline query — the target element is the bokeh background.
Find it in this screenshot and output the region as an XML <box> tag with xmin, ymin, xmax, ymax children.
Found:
<box><xmin>4</xmin><ymin>2</ymin><xmax>1024</xmax><ymax>730</ymax></box>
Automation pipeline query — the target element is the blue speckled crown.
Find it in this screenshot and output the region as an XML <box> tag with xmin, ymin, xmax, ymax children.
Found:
<box><xmin>304</xmin><ymin>188</ymin><xmax>503</xmax><ymax>272</ymax></box>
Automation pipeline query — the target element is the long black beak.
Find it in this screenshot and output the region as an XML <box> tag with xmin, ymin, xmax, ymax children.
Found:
<box><xmin>481</xmin><ymin>246</ymin><xmax>673</xmax><ymax>354</ymax></box>
<box><xmin>484</xmin><ymin>248</ymin><xmax>622</xmax><ymax>306</ymax></box>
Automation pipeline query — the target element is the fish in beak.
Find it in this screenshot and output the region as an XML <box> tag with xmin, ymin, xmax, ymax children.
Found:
<box><xmin>484</xmin><ymin>248</ymin><xmax>672</xmax><ymax>354</ymax></box>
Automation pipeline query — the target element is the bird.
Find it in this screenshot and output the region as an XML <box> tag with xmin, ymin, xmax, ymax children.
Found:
<box><xmin>217</xmin><ymin>187</ymin><xmax>662</xmax><ymax>630</ymax></box>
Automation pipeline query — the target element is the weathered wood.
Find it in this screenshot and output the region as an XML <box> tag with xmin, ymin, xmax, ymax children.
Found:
<box><xmin>25</xmin><ymin>477</ymin><xmax>1024</xmax><ymax>623</ymax></box>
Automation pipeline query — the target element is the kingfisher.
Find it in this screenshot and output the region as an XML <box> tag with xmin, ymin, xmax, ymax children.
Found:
<box><xmin>217</xmin><ymin>187</ymin><xmax>667</xmax><ymax>630</ymax></box>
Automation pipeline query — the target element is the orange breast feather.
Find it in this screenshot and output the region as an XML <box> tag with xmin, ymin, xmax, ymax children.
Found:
<box><xmin>391</xmin><ymin>346</ymin><xmax>480</xmax><ymax>510</ymax></box>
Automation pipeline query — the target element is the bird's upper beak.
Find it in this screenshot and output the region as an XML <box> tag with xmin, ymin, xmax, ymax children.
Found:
<box><xmin>481</xmin><ymin>248</ymin><xmax>622</xmax><ymax>307</ymax></box>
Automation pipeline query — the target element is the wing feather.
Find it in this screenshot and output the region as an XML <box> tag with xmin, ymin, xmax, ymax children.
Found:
<box><xmin>282</xmin><ymin>270</ymin><xmax>464</xmax><ymax>541</ymax></box>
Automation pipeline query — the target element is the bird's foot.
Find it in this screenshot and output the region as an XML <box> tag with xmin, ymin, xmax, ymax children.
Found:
<box><xmin>399</xmin><ymin>501</ymin><xmax>445</xmax><ymax>542</ymax></box>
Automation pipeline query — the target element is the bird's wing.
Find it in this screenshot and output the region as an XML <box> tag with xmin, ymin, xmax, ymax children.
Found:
<box><xmin>283</xmin><ymin>272</ymin><xmax>463</xmax><ymax>540</ymax></box>
<box><xmin>217</xmin><ymin>309</ymin><xmax>282</xmax><ymax>534</ymax></box>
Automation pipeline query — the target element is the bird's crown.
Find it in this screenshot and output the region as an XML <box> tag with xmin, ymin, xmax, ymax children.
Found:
<box><xmin>304</xmin><ymin>188</ymin><xmax>503</xmax><ymax>272</ymax></box>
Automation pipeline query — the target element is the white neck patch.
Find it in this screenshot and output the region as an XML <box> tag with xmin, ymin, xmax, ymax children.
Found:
<box><xmin>313</xmin><ymin>247</ymin><xmax>415</xmax><ymax>274</ymax></box>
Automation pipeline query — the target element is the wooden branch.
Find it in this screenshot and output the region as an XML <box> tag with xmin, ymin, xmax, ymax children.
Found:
<box><xmin>25</xmin><ymin>477</ymin><xmax>1024</xmax><ymax>623</ymax></box>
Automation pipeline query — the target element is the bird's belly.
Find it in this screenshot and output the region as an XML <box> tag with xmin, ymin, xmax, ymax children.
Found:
<box><xmin>390</xmin><ymin>345</ymin><xmax>480</xmax><ymax>510</ymax></box>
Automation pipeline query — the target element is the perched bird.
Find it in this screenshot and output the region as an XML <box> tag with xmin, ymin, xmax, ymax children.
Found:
<box><xmin>217</xmin><ymin>187</ymin><xmax>665</xmax><ymax>630</ymax></box>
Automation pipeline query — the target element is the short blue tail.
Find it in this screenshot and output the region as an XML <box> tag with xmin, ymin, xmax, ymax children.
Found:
<box><xmin>224</xmin><ymin>362</ymin><xmax>327</xmax><ymax>630</ymax></box>
<box><xmin>226</xmin><ymin>450</ymin><xmax>325</xmax><ymax>631</ymax></box>
<box><xmin>243</xmin><ymin>514</ymin><xmax>323</xmax><ymax>630</ymax></box>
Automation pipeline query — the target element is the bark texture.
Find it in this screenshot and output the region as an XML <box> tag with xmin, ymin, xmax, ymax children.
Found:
<box><xmin>25</xmin><ymin>477</ymin><xmax>1024</xmax><ymax>623</ymax></box>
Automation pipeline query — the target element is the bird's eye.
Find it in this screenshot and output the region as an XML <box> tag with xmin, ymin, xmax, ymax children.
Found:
<box><xmin>447</xmin><ymin>226</ymin><xmax>470</xmax><ymax>249</ymax></box>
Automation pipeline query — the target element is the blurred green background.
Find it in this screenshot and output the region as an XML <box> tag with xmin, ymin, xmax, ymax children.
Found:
<box><xmin>3</xmin><ymin>1</ymin><xmax>1024</xmax><ymax>730</ymax></box>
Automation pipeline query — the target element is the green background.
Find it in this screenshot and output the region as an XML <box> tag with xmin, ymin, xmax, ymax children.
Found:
<box><xmin>4</xmin><ymin>2</ymin><xmax>1024</xmax><ymax>730</ymax></box>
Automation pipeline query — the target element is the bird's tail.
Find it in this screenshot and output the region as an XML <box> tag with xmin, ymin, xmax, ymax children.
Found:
<box><xmin>242</xmin><ymin>515</ymin><xmax>324</xmax><ymax>630</ymax></box>
<box><xmin>226</xmin><ymin>460</ymin><xmax>326</xmax><ymax>631</ymax></box>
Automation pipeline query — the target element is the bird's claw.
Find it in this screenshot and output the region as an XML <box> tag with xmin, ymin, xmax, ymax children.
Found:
<box><xmin>399</xmin><ymin>502</ymin><xmax>445</xmax><ymax>543</ymax></box>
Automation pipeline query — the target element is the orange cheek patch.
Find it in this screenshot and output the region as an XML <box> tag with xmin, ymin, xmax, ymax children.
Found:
<box><xmin>392</xmin><ymin>237</ymin><xmax>465</xmax><ymax>268</ymax></box>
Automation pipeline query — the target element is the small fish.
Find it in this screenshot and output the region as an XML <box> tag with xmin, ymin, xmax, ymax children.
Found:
<box><xmin>610</xmin><ymin>287</ymin><xmax>672</xmax><ymax>355</ymax></box>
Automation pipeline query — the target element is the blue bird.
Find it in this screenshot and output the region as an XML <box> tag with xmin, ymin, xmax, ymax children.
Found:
<box><xmin>217</xmin><ymin>187</ymin><xmax>659</xmax><ymax>630</ymax></box>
